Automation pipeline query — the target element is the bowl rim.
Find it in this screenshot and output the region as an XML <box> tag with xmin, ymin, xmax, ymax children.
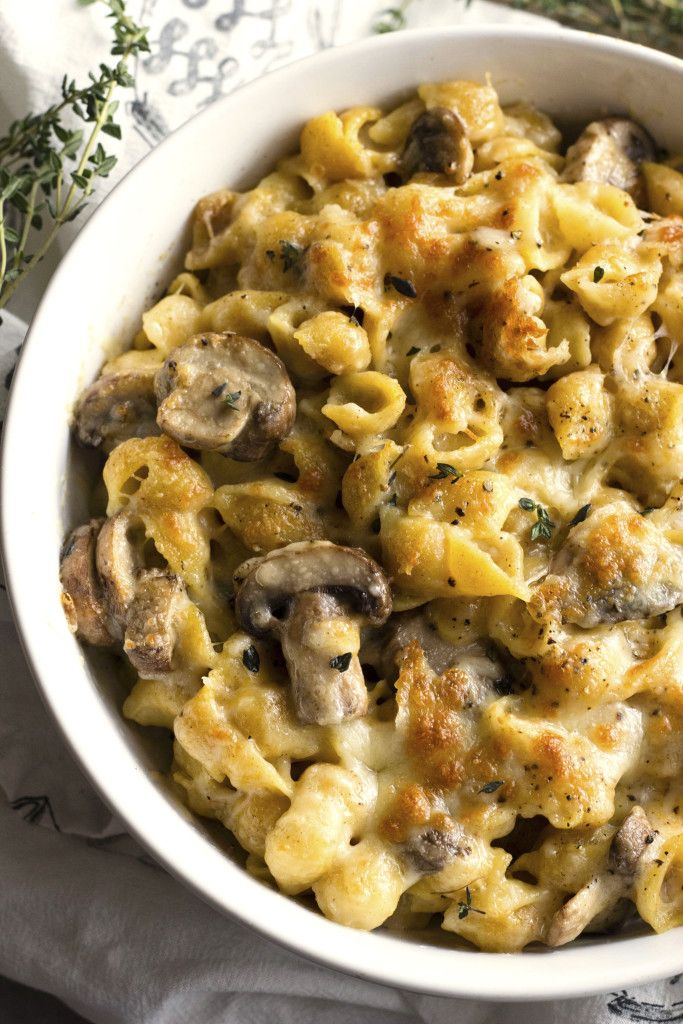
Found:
<box><xmin>3</xmin><ymin>22</ymin><xmax>683</xmax><ymax>1002</ymax></box>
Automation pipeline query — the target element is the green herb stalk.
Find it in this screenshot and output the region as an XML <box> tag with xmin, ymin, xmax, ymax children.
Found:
<box><xmin>0</xmin><ymin>0</ymin><xmax>149</xmax><ymax>309</ymax></box>
<box><xmin>373</xmin><ymin>0</ymin><xmax>683</xmax><ymax>56</ymax></box>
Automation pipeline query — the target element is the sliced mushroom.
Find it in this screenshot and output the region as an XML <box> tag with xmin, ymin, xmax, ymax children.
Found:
<box><xmin>123</xmin><ymin>569</ymin><xmax>189</xmax><ymax>676</ymax></box>
<box><xmin>60</xmin><ymin>519</ymin><xmax>116</xmax><ymax>646</ymax></box>
<box><xmin>234</xmin><ymin>540</ymin><xmax>392</xmax><ymax>725</ymax></box>
<box><xmin>562</xmin><ymin>118</ymin><xmax>656</xmax><ymax>199</ymax></box>
<box><xmin>380</xmin><ymin>611</ymin><xmax>461</xmax><ymax>679</ymax></box>
<box><xmin>155</xmin><ymin>332</ymin><xmax>296</xmax><ymax>460</ymax></box>
<box><xmin>546</xmin><ymin>807</ymin><xmax>656</xmax><ymax>947</ymax></box>
<box><xmin>380</xmin><ymin>611</ymin><xmax>506</xmax><ymax>690</ymax></box>
<box><xmin>75</xmin><ymin>367</ymin><xmax>160</xmax><ymax>453</ymax></box>
<box><xmin>401</xmin><ymin>107</ymin><xmax>474</xmax><ymax>184</ymax></box>
<box><xmin>402</xmin><ymin>823</ymin><xmax>472</xmax><ymax>875</ymax></box>
<box><xmin>537</xmin><ymin>502</ymin><xmax>683</xmax><ymax>628</ymax></box>
<box><xmin>608</xmin><ymin>804</ymin><xmax>656</xmax><ymax>876</ymax></box>
<box><xmin>95</xmin><ymin>510</ymin><xmax>145</xmax><ymax>636</ymax></box>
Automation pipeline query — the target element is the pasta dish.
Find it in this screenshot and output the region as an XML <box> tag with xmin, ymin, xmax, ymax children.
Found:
<box><xmin>60</xmin><ymin>78</ymin><xmax>683</xmax><ymax>951</ymax></box>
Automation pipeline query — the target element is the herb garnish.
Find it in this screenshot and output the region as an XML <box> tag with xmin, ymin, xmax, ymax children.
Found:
<box><xmin>0</xmin><ymin>0</ymin><xmax>149</xmax><ymax>308</ymax></box>
<box><xmin>593</xmin><ymin>266</ymin><xmax>605</xmax><ymax>283</ymax></box>
<box><xmin>242</xmin><ymin>645</ymin><xmax>260</xmax><ymax>673</ymax></box>
<box><xmin>385</xmin><ymin>273</ymin><xmax>417</xmax><ymax>299</ymax></box>
<box><xmin>480</xmin><ymin>780</ymin><xmax>504</xmax><ymax>794</ymax></box>
<box><xmin>222</xmin><ymin>390</ymin><xmax>241</xmax><ymax>409</ymax></box>
<box><xmin>372</xmin><ymin>6</ymin><xmax>407</xmax><ymax>33</ymax></box>
<box><xmin>568</xmin><ymin>504</ymin><xmax>591</xmax><ymax>528</ymax></box>
<box><xmin>430</xmin><ymin>462</ymin><xmax>463</xmax><ymax>481</ymax></box>
<box><xmin>406</xmin><ymin>345</ymin><xmax>420</xmax><ymax>356</ymax></box>
<box><xmin>211</xmin><ymin>382</ymin><xmax>227</xmax><ymax>398</ymax></box>
<box><xmin>340</xmin><ymin>304</ymin><xmax>365</xmax><ymax>327</ymax></box>
<box><xmin>279</xmin><ymin>239</ymin><xmax>305</xmax><ymax>273</ymax></box>
<box><xmin>457</xmin><ymin>886</ymin><xmax>486</xmax><ymax>920</ymax></box>
<box><xmin>371</xmin><ymin>0</ymin><xmax>683</xmax><ymax>58</ymax></box>
<box><xmin>330</xmin><ymin>652</ymin><xmax>353</xmax><ymax>672</ymax></box>
<box><xmin>519</xmin><ymin>497</ymin><xmax>556</xmax><ymax>541</ymax></box>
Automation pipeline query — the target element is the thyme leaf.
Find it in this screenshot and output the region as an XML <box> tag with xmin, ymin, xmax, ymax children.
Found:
<box><xmin>222</xmin><ymin>390</ymin><xmax>241</xmax><ymax>409</ymax></box>
<box><xmin>279</xmin><ymin>239</ymin><xmax>306</xmax><ymax>274</ymax></box>
<box><xmin>519</xmin><ymin>497</ymin><xmax>556</xmax><ymax>541</ymax></box>
<box><xmin>242</xmin><ymin>645</ymin><xmax>260</xmax><ymax>674</ymax></box>
<box><xmin>457</xmin><ymin>885</ymin><xmax>486</xmax><ymax>920</ymax></box>
<box><xmin>568</xmin><ymin>504</ymin><xmax>591</xmax><ymax>528</ymax></box>
<box><xmin>430</xmin><ymin>462</ymin><xmax>463</xmax><ymax>481</ymax></box>
<box><xmin>330</xmin><ymin>652</ymin><xmax>353</xmax><ymax>672</ymax></box>
<box><xmin>480</xmin><ymin>780</ymin><xmax>504</xmax><ymax>794</ymax></box>
<box><xmin>385</xmin><ymin>273</ymin><xmax>417</xmax><ymax>298</ymax></box>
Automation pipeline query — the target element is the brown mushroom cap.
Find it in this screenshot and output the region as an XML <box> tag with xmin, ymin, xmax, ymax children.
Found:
<box><xmin>75</xmin><ymin>367</ymin><xmax>160</xmax><ymax>453</ymax></box>
<box><xmin>123</xmin><ymin>569</ymin><xmax>188</xmax><ymax>676</ymax></box>
<box><xmin>155</xmin><ymin>332</ymin><xmax>296</xmax><ymax>460</ymax></box>
<box><xmin>60</xmin><ymin>518</ymin><xmax>116</xmax><ymax>646</ymax></box>
<box><xmin>401</xmin><ymin>107</ymin><xmax>474</xmax><ymax>184</ymax></box>
<box><xmin>234</xmin><ymin>541</ymin><xmax>392</xmax><ymax>726</ymax></box>
<box><xmin>562</xmin><ymin>117</ymin><xmax>656</xmax><ymax>198</ymax></box>
<box><xmin>234</xmin><ymin>540</ymin><xmax>392</xmax><ymax>638</ymax></box>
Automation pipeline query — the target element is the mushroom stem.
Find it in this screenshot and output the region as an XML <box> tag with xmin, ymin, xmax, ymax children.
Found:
<box><xmin>546</xmin><ymin>806</ymin><xmax>657</xmax><ymax>947</ymax></box>
<box><xmin>233</xmin><ymin>540</ymin><xmax>392</xmax><ymax>726</ymax></box>
<box><xmin>280</xmin><ymin>591</ymin><xmax>366</xmax><ymax>726</ymax></box>
<box><xmin>546</xmin><ymin>873</ymin><xmax>623</xmax><ymax>948</ymax></box>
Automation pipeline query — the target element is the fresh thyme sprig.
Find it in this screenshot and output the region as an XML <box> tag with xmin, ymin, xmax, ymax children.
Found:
<box><xmin>372</xmin><ymin>0</ymin><xmax>683</xmax><ymax>57</ymax></box>
<box><xmin>457</xmin><ymin>885</ymin><xmax>486</xmax><ymax>920</ymax></box>
<box><xmin>0</xmin><ymin>0</ymin><xmax>149</xmax><ymax>309</ymax></box>
<box><xmin>497</xmin><ymin>0</ymin><xmax>683</xmax><ymax>57</ymax></box>
<box><xmin>519</xmin><ymin>497</ymin><xmax>556</xmax><ymax>541</ymax></box>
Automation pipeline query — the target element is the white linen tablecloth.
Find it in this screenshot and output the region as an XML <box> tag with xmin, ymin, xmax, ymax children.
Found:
<box><xmin>1</xmin><ymin>2</ymin><xmax>682</xmax><ymax>1021</ymax></box>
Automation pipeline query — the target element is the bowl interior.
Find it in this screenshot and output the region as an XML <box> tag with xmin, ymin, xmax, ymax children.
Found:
<box><xmin>3</xmin><ymin>25</ymin><xmax>683</xmax><ymax>1000</ymax></box>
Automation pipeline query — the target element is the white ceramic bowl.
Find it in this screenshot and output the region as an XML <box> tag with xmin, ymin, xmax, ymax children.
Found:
<box><xmin>3</xmin><ymin>24</ymin><xmax>683</xmax><ymax>1001</ymax></box>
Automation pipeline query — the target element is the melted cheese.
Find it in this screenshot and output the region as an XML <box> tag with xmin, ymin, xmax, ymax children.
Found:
<box><xmin>79</xmin><ymin>80</ymin><xmax>683</xmax><ymax>951</ymax></box>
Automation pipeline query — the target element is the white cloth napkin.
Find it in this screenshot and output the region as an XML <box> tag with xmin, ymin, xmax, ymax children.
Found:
<box><xmin>1</xmin><ymin>2</ymin><xmax>682</xmax><ymax>1022</ymax></box>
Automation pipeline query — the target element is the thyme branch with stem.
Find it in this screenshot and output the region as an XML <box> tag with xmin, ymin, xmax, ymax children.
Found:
<box><xmin>0</xmin><ymin>0</ymin><xmax>149</xmax><ymax>309</ymax></box>
<box><xmin>373</xmin><ymin>0</ymin><xmax>683</xmax><ymax>55</ymax></box>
